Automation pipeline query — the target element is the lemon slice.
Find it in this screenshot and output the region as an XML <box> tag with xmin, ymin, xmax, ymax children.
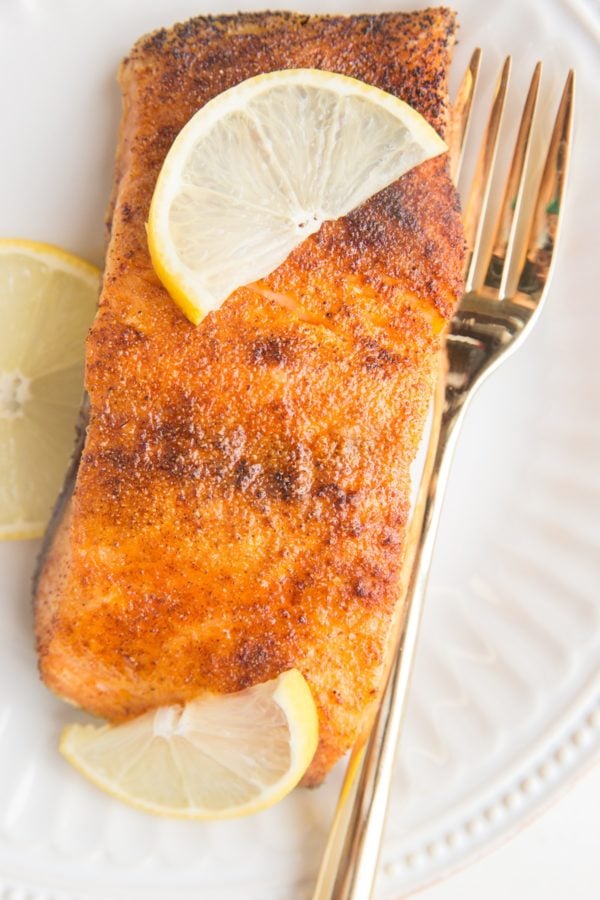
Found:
<box><xmin>60</xmin><ymin>668</ymin><xmax>318</xmax><ymax>819</ymax></box>
<box><xmin>148</xmin><ymin>68</ymin><xmax>447</xmax><ymax>324</ymax></box>
<box><xmin>0</xmin><ymin>239</ymin><xmax>99</xmax><ymax>540</ymax></box>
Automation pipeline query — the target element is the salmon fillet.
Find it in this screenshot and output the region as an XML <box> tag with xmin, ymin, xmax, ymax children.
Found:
<box><xmin>34</xmin><ymin>8</ymin><xmax>464</xmax><ymax>785</ymax></box>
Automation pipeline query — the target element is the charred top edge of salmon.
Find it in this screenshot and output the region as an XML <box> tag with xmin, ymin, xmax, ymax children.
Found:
<box><xmin>133</xmin><ymin>8</ymin><xmax>458</xmax><ymax>50</ymax></box>
<box><xmin>123</xmin><ymin>7</ymin><xmax>458</xmax><ymax>141</ymax></box>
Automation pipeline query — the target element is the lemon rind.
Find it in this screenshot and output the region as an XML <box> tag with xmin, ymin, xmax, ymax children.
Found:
<box><xmin>0</xmin><ymin>238</ymin><xmax>100</xmax><ymax>284</ymax></box>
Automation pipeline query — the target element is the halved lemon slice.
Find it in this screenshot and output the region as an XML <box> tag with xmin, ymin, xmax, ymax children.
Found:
<box><xmin>60</xmin><ymin>669</ymin><xmax>318</xmax><ymax>819</ymax></box>
<box><xmin>0</xmin><ymin>239</ymin><xmax>99</xmax><ymax>539</ymax></box>
<box><xmin>148</xmin><ymin>68</ymin><xmax>447</xmax><ymax>324</ymax></box>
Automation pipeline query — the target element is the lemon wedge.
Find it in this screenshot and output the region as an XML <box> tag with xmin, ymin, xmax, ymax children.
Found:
<box><xmin>60</xmin><ymin>669</ymin><xmax>318</xmax><ymax>819</ymax></box>
<box><xmin>0</xmin><ymin>239</ymin><xmax>99</xmax><ymax>540</ymax></box>
<box><xmin>148</xmin><ymin>68</ymin><xmax>446</xmax><ymax>324</ymax></box>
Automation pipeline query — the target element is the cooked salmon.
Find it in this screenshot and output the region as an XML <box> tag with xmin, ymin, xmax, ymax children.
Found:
<box><xmin>34</xmin><ymin>8</ymin><xmax>464</xmax><ymax>785</ymax></box>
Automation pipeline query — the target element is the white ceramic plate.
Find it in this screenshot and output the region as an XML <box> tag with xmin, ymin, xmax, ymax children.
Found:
<box><xmin>1</xmin><ymin>1</ymin><xmax>599</xmax><ymax>898</ymax></box>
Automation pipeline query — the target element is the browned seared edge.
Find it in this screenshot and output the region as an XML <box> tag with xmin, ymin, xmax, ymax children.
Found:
<box><xmin>35</xmin><ymin>9</ymin><xmax>464</xmax><ymax>785</ymax></box>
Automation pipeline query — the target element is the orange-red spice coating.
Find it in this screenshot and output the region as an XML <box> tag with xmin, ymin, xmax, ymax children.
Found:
<box><xmin>35</xmin><ymin>9</ymin><xmax>464</xmax><ymax>784</ymax></box>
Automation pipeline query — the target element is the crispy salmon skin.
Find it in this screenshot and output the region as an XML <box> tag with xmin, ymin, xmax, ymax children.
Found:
<box><xmin>35</xmin><ymin>9</ymin><xmax>464</xmax><ymax>785</ymax></box>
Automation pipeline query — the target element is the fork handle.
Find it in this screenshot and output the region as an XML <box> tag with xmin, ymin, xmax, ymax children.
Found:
<box><xmin>312</xmin><ymin>384</ymin><xmax>469</xmax><ymax>900</ymax></box>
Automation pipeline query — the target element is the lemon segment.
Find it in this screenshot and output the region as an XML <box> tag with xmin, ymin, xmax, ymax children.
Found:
<box><xmin>148</xmin><ymin>68</ymin><xmax>447</xmax><ymax>324</ymax></box>
<box><xmin>0</xmin><ymin>239</ymin><xmax>99</xmax><ymax>539</ymax></box>
<box><xmin>60</xmin><ymin>668</ymin><xmax>319</xmax><ymax>819</ymax></box>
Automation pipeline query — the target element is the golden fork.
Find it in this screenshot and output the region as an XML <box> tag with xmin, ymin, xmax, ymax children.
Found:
<box><xmin>312</xmin><ymin>51</ymin><xmax>575</xmax><ymax>900</ymax></box>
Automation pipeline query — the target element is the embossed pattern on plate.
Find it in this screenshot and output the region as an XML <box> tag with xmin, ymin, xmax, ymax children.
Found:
<box><xmin>0</xmin><ymin>1</ymin><xmax>599</xmax><ymax>898</ymax></box>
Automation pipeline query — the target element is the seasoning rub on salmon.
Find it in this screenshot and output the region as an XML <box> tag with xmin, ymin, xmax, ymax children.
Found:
<box><xmin>34</xmin><ymin>9</ymin><xmax>464</xmax><ymax>785</ymax></box>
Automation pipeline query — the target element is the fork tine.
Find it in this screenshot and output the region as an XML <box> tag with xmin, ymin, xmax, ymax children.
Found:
<box><xmin>515</xmin><ymin>70</ymin><xmax>575</xmax><ymax>302</ymax></box>
<box><xmin>463</xmin><ymin>56</ymin><xmax>511</xmax><ymax>292</ymax></box>
<box><xmin>481</xmin><ymin>62</ymin><xmax>542</xmax><ymax>298</ymax></box>
<box><xmin>450</xmin><ymin>48</ymin><xmax>482</xmax><ymax>185</ymax></box>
